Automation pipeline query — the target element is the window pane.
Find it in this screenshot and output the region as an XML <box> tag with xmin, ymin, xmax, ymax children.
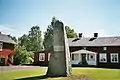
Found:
<box><xmin>111</xmin><ymin>53</ymin><xmax>118</xmax><ymax>63</ymax></box>
<box><xmin>114</xmin><ymin>55</ymin><xmax>117</xmax><ymax>61</ymax></box>
<box><xmin>90</xmin><ymin>55</ymin><xmax>93</xmax><ymax>59</ymax></box>
<box><xmin>74</xmin><ymin>54</ymin><xmax>79</xmax><ymax>61</ymax></box>
<box><xmin>112</xmin><ymin>58</ymin><xmax>114</xmax><ymax>61</ymax></box>
<box><xmin>99</xmin><ymin>53</ymin><xmax>107</xmax><ymax>62</ymax></box>
<box><xmin>39</xmin><ymin>53</ymin><xmax>45</xmax><ymax>61</ymax></box>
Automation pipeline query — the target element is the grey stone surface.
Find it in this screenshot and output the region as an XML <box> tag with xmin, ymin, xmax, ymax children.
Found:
<box><xmin>46</xmin><ymin>20</ymin><xmax>71</xmax><ymax>77</ymax></box>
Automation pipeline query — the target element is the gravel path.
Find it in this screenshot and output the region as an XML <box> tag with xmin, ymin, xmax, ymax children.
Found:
<box><xmin>0</xmin><ymin>66</ymin><xmax>45</xmax><ymax>72</ymax></box>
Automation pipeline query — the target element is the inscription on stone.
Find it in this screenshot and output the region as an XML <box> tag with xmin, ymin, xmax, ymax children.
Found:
<box><xmin>54</xmin><ymin>46</ymin><xmax>64</xmax><ymax>51</ymax></box>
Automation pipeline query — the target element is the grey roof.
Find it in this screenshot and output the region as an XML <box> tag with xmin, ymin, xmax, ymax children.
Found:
<box><xmin>71</xmin><ymin>49</ymin><xmax>97</xmax><ymax>54</ymax></box>
<box><xmin>68</xmin><ymin>36</ymin><xmax>120</xmax><ymax>47</ymax></box>
<box><xmin>0</xmin><ymin>33</ymin><xmax>16</xmax><ymax>44</ymax></box>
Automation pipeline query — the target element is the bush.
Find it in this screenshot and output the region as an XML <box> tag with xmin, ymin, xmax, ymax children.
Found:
<box><xmin>14</xmin><ymin>45</ymin><xmax>33</xmax><ymax>65</ymax></box>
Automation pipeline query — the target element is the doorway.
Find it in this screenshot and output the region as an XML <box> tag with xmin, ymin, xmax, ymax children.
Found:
<box><xmin>81</xmin><ymin>54</ymin><xmax>88</xmax><ymax>65</ymax></box>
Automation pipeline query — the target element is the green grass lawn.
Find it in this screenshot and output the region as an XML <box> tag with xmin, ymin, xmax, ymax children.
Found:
<box><xmin>0</xmin><ymin>67</ymin><xmax>120</xmax><ymax>80</ymax></box>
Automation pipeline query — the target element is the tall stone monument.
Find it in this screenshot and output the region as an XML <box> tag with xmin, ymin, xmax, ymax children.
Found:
<box><xmin>46</xmin><ymin>19</ymin><xmax>71</xmax><ymax>77</ymax></box>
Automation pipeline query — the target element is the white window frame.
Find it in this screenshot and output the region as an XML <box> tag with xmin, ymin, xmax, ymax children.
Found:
<box><xmin>99</xmin><ymin>53</ymin><xmax>107</xmax><ymax>63</ymax></box>
<box><xmin>83</xmin><ymin>47</ymin><xmax>86</xmax><ymax>50</ymax></box>
<box><xmin>103</xmin><ymin>47</ymin><xmax>107</xmax><ymax>50</ymax></box>
<box><xmin>39</xmin><ymin>53</ymin><xmax>45</xmax><ymax>61</ymax></box>
<box><xmin>0</xmin><ymin>42</ymin><xmax>3</xmax><ymax>51</ymax></box>
<box><xmin>110</xmin><ymin>53</ymin><xmax>119</xmax><ymax>63</ymax></box>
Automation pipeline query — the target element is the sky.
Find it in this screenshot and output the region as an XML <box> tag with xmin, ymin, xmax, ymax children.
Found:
<box><xmin>0</xmin><ymin>0</ymin><xmax>120</xmax><ymax>38</ymax></box>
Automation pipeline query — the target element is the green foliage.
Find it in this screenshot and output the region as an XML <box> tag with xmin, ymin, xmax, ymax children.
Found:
<box><xmin>14</xmin><ymin>26</ymin><xmax>43</xmax><ymax>64</ymax></box>
<box><xmin>43</xmin><ymin>25</ymin><xmax>53</xmax><ymax>51</ymax></box>
<box><xmin>15</xmin><ymin>26</ymin><xmax>43</xmax><ymax>64</ymax></box>
<box><xmin>28</xmin><ymin>26</ymin><xmax>43</xmax><ymax>51</ymax></box>
<box><xmin>8</xmin><ymin>35</ymin><xmax>17</xmax><ymax>42</ymax></box>
<box><xmin>65</xmin><ymin>26</ymin><xmax>78</xmax><ymax>38</ymax></box>
<box><xmin>18</xmin><ymin>26</ymin><xmax>43</xmax><ymax>52</ymax></box>
<box><xmin>18</xmin><ymin>34</ymin><xmax>29</xmax><ymax>49</ymax></box>
<box><xmin>14</xmin><ymin>45</ymin><xmax>32</xmax><ymax>65</ymax></box>
<box><xmin>43</xmin><ymin>17</ymin><xmax>78</xmax><ymax>51</ymax></box>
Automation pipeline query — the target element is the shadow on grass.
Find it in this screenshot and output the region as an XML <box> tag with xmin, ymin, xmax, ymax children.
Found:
<box><xmin>15</xmin><ymin>75</ymin><xmax>48</xmax><ymax>80</ymax></box>
<box><xmin>15</xmin><ymin>75</ymin><xmax>64</xmax><ymax>80</ymax></box>
<box><xmin>15</xmin><ymin>75</ymin><xmax>90</xmax><ymax>80</ymax></box>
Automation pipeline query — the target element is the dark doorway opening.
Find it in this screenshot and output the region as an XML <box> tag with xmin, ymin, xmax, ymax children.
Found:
<box><xmin>81</xmin><ymin>54</ymin><xmax>88</xmax><ymax>65</ymax></box>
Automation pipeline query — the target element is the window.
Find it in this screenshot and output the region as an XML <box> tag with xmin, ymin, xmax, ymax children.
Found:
<box><xmin>99</xmin><ymin>53</ymin><xmax>107</xmax><ymax>62</ymax></box>
<box><xmin>110</xmin><ymin>53</ymin><xmax>118</xmax><ymax>63</ymax></box>
<box><xmin>39</xmin><ymin>53</ymin><xmax>45</xmax><ymax>61</ymax></box>
<box><xmin>83</xmin><ymin>47</ymin><xmax>86</xmax><ymax>49</ymax></box>
<box><xmin>90</xmin><ymin>55</ymin><xmax>93</xmax><ymax>59</ymax></box>
<box><xmin>89</xmin><ymin>54</ymin><xmax>95</xmax><ymax>60</ymax></box>
<box><xmin>0</xmin><ymin>42</ymin><xmax>3</xmax><ymax>51</ymax></box>
<box><xmin>103</xmin><ymin>47</ymin><xmax>107</xmax><ymax>50</ymax></box>
<box><xmin>72</xmin><ymin>54</ymin><xmax>79</xmax><ymax>61</ymax></box>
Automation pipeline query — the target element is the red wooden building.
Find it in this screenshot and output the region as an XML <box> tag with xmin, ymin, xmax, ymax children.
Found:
<box><xmin>34</xmin><ymin>33</ymin><xmax>120</xmax><ymax>68</ymax></box>
<box><xmin>0</xmin><ymin>33</ymin><xmax>16</xmax><ymax>66</ymax></box>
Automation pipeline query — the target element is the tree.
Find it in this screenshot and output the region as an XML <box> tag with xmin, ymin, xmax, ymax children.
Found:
<box><xmin>18</xmin><ymin>26</ymin><xmax>43</xmax><ymax>52</ymax></box>
<box><xmin>15</xmin><ymin>26</ymin><xmax>43</xmax><ymax>65</ymax></box>
<box><xmin>11</xmin><ymin>36</ymin><xmax>17</xmax><ymax>42</ymax></box>
<box><xmin>43</xmin><ymin>17</ymin><xmax>77</xmax><ymax>51</ymax></box>
<box><xmin>7</xmin><ymin>35</ymin><xmax>17</xmax><ymax>43</ymax></box>
<box><xmin>43</xmin><ymin>25</ymin><xmax>53</xmax><ymax>51</ymax></box>
<box><xmin>65</xmin><ymin>26</ymin><xmax>78</xmax><ymax>38</ymax></box>
<box><xmin>18</xmin><ymin>34</ymin><xmax>29</xmax><ymax>47</ymax></box>
<box><xmin>14</xmin><ymin>45</ymin><xmax>32</xmax><ymax>65</ymax></box>
<box><xmin>28</xmin><ymin>26</ymin><xmax>43</xmax><ymax>51</ymax></box>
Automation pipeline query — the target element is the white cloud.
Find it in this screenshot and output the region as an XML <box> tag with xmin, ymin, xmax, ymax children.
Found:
<box><xmin>0</xmin><ymin>25</ymin><xmax>47</xmax><ymax>38</ymax></box>
<box><xmin>0</xmin><ymin>25</ymin><xmax>14</xmax><ymax>35</ymax></box>
<box><xmin>0</xmin><ymin>25</ymin><xmax>21</xmax><ymax>38</ymax></box>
